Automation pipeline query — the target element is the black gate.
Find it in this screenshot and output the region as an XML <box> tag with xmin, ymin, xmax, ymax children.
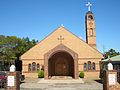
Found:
<box><xmin>117</xmin><ymin>69</ymin><xmax>120</xmax><ymax>83</ymax></box>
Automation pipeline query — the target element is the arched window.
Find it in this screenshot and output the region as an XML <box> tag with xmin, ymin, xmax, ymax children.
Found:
<box><xmin>32</xmin><ymin>62</ymin><xmax>36</xmax><ymax>71</ymax></box>
<box><xmin>89</xmin><ymin>28</ymin><xmax>93</xmax><ymax>36</ymax></box>
<box><xmin>88</xmin><ymin>61</ymin><xmax>91</xmax><ymax>70</ymax></box>
<box><xmin>37</xmin><ymin>63</ymin><xmax>40</xmax><ymax>71</ymax></box>
<box><xmin>84</xmin><ymin>63</ymin><xmax>87</xmax><ymax>71</ymax></box>
<box><xmin>92</xmin><ymin>62</ymin><xmax>96</xmax><ymax>70</ymax></box>
<box><xmin>28</xmin><ymin>64</ymin><xmax>31</xmax><ymax>71</ymax></box>
<box><xmin>88</xmin><ymin>15</ymin><xmax>93</xmax><ymax>20</ymax></box>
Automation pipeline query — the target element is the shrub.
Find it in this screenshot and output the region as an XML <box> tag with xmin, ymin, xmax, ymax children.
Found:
<box><xmin>79</xmin><ymin>71</ymin><xmax>85</xmax><ymax>78</ymax></box>
<box><xmin>38</xmin><ymin>70</ymin><xmax>44</xmax><ymax>78</ymax></box>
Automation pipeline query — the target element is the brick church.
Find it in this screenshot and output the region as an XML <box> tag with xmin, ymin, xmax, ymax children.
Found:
<box><xmin>21</xmin><ymin>2</ymin><xmax>103</xmax><ymax>79</ymax></box>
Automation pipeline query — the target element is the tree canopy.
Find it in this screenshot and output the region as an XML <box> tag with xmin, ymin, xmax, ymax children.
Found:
<box><xmin>103</xmin><ymin>49</ymin><xmax>120</xmax><ymax>59</ymax></box>
<box><xmin>0</xmin><ymin>35</ymin><xmax>38</xmax><ymax>64</ymax></box>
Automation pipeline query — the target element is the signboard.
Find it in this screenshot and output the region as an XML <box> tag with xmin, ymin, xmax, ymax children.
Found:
<box><xmin>108</xmin><ymin>74</ymin><xmax>116</xmax><ymax>85</ymax></box>
<box><xmin>7</xmin><ymin>76</ymin><xmax>15</xmax><ymax>86</ymax></box>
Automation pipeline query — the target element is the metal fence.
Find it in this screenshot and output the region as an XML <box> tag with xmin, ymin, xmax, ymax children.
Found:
<box><xmin>117</xmin><ymin>69</ymin><xmax>120</xmax><ymax>83</ymax></box>
<box><xmin>0</xmin><ymin>81</ymin><xmax>6</xmax><ymax>89</ymax></box>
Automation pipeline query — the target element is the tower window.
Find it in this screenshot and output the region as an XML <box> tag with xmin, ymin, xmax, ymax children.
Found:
<box><xmin>89</xmin><ymin>28</ymin><xmax>93</xmax><ymax>36</ymax></box>
<box><xmin>88</xmin><ymin>15</ymin><xmax>93</xmax><ymax>20</ymax></box>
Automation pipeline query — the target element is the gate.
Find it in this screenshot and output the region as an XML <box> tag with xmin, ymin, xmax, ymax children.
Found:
<box><xmin>117</xmin><ymin>69</ymin><xmax>120</xmax><ymax>83</ymax></box>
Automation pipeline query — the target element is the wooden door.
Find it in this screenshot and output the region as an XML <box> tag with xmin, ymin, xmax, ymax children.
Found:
<box><xmin>55</xmin><ymin>58</ymin><xmax>68</xmax><ymax>76</ymax></box>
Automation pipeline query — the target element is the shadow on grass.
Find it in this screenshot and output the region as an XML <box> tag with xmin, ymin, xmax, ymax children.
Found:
<box><xmin>94</xmin><ymin>79</ymin><xmax>103</xmax><ymax>84</ymax></box>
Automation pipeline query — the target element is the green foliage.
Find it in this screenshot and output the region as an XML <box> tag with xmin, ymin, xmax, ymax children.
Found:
<box><xmin>0</xmin><ymin>35</ymin><xmax>38</xmax><ymax>69</ymax></box>
<box><xmin>38</xmin><ymin>70</ymin><xmax>44</xmax><ymax>78</ymax></box>
<box><xmin>79</xmin><ymin>71</ymin><xmax>85</xmax><ymax>78</ymax></box>
<box><xmin>103</xmin><ymin>49</ymin><xmax>120</xmax><ymax>59</ymax></box>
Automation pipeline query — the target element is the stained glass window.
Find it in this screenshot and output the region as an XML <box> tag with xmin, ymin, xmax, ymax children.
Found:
<box><xmin>84</xmin><ymin>63</ymin><xmax>87</xmax><ymax>71</ymax></box>
<box><xmin>28</xmin><ymin>64</ymin><xmax>31</xmax><ymax>71</ymax></box>
<box><xmin>32</xmin><ymin>62</ymin><xmax>36</xmax><ymax>71</ymax></box>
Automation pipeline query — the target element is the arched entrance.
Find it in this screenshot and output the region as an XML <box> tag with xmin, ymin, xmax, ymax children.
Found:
<box><xmin>48</xmin><ymin>51</ymin><xmax>74</xmax><ymax>77</ymax></box>
<box><xmin>44</xmin><ymin>44</ymin><xmax>78</xmax><ymax>79</ymax></box>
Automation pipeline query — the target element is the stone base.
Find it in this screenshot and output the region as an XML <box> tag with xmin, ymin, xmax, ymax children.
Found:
<box><xmin>6</xmin><ymin>72</ymin><xmax>20</xmax><ymax>90</ymax></box>
<box><xmin>51</xmin><ymin>76</ymin><xmax>73</xmax><ymax>80</ymax></box>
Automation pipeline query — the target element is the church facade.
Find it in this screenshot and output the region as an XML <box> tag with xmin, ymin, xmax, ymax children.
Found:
<box><xmin>21</xmin><ymin>10</ymin><xmax>103</xmax><ymax>79</ymax></box>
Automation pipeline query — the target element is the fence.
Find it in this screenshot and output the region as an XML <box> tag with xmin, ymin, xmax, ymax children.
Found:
<box><xmin>117</xmin><ymin>69</ymin><xmax>120</xmax><ymax>83</ymax></box>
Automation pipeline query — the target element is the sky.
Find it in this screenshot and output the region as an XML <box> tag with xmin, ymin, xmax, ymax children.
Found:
<box><xmin>0</xmin><ymin>0</ymin><xmax>120</xmax><ymax>53</ymax></box>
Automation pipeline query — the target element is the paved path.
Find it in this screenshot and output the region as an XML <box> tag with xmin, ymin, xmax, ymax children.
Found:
<box><xmin>20</xmin><ymin>78</ymin><xmax>103</xmax><ymax>90</ymax></box>
<box><xmin>21</xmin><ymin>83</ymin><xmax>103</xmax><ymax>90</ymax></box>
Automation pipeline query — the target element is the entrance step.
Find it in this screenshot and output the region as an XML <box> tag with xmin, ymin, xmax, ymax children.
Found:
<box><xmin>37</xmin><ymin>78</ymin><xmax>84</xmax><ymax>84</ymax></box>
<box><xmin>51</xmin><ymin>76</ymin><xmax>73</xmax><ymax>80</ymax></box>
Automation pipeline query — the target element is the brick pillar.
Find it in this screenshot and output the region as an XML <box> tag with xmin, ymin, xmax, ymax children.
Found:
<box><xmin>6</xmin><ymin>71</ymin><xmax>20</xmax><ymax>90</ymax></box>
<box><xmin>103</xmin><ymin>70</ymin><xmax>119</xmax><ymax>90</ymax></box>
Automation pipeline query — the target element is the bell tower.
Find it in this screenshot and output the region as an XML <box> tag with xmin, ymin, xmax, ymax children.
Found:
<box><xmin>85</xmin><ymin>2</ymin><xmax>96</xmax><ymax>49</ymax></box>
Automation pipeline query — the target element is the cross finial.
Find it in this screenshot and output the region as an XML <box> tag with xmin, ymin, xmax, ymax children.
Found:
<box><xmin>86</xmin><ymin>2</ymin><xmax>92</xmax><ymax>11</ymax></box>
<box><xmin>61</xmin><ymin>24</ymin><xmax>64</xmax><ymax>27</ymax></box>
<box><xmin>58</xmin><ymin>35</ymin><xmax>64</xmax><ymax>43</ymax></box>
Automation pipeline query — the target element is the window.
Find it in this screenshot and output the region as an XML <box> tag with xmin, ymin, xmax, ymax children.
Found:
<box><xmin>92</xmin><ymin>62</ymin><xmax>96</xmax><ymax>70</ymax></box>
<box><xmin>89</xmin><ymin>28</ymin><xmax>93</xmax><ymax>36</ymax></box>
<box><xmin>32</xmin><ymin>62</ymin><xmax>36</xmax><ymax>71</ymax></box>
<box><xmin>88</xmin><ymin>61</ymin><xmax>91</xmax><ymax>70</ymax></box>
<box><xmin>28</xmin><ymin>64</ymin><xmax>31</xmax><ymax>71</ymax></box>
<box><xmin>37</xmin><ymin>63</ymin><xmax>40</xmax><ymax>71</ymax></box>
<box><xmin>88</xmin><ymin>15</ymin><xmax>93</xmax><ymax>20</ymax></box>
<box><xmin>84</xmin><ymin>63</ymin><xmax>87</xmax><ymax>71</ymax></box>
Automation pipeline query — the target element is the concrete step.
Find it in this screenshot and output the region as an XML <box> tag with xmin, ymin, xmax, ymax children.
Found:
<box><xmin>51</xmin><ymin>76</ymin><xmax>73</xmax><ymax>80</ymax></box>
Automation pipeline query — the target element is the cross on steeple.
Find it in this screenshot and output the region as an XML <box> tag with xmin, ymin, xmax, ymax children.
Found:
<box><xmin>86</xmin><ymin>2</ymin><xmax>92</xmax><ymax>11</ymax></box>
<box><xmin>58</xmin><ymin>35</ymin><xmax>64</xmax><ymax>43</ymax></box>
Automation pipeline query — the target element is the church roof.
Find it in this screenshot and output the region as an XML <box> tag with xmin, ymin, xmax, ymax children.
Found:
<box><xmin>21</xmin><ymin>26</ymin><xmax>103</xmax><ymax>59</ymax></box>
<box><xmin>102</xmin><ymin>55</ymin><xmax>120</xmax><ymax>62</ymax></box>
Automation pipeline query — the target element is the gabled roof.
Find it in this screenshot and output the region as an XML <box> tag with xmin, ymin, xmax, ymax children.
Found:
<box><xmin>21</xmin><ymin>26</ymin><xmax>103</xmax><ymax>59</ymax></box>
<box><xmin>102</xmin><ymin>55</ymin><xmax>120</xmax><ymax>62</ymax></box>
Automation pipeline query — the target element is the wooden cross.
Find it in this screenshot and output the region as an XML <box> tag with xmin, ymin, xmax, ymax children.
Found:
<box><xmin>58</xmin><ymin>35</ymin><xmax>64</xmax><ymax>43</ymax></box>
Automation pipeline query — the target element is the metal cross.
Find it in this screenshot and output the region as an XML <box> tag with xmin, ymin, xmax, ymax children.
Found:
<box><xmin>86</xmin><ymin>2</ymin><xmax>92</xmax><ymax>11</ymax></box>
<box><xmin>58</xmin><ymin>35</ymin><xmax>64</xmax><ymax>43</ymax></box>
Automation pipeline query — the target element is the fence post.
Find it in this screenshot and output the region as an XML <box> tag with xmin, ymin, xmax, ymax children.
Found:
<box><xmin>103</xmin><ymin>70</ymin><xmax>119</xmax><ymax>90</ymax></box>
<box><xmin>6</xmin><ymin>71</ymin><xmax>20</xmax><ymax>90</ymax></box>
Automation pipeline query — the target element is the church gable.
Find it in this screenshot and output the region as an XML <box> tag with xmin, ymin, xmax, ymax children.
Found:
<box><xmin>21</xmin><ymin>26</ymin><xmax>102</xmax><ymax>60</ymax></box>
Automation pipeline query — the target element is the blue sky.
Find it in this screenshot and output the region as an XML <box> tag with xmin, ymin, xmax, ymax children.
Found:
<box><xmin>0</xmin><ymin>0</ymin><xmax>120</xmax><ymax>53</ymax></box>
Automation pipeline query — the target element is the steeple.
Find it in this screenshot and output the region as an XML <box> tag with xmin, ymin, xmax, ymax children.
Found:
<box><xmin>85</xmin><ymin>1</ymin><xmax>96</xmax><ymax>49</ymax></box>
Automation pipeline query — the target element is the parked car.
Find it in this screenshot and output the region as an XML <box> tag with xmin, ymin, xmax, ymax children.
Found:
<box><xmin>0</xmin><ymin>72</ymin><xmax>7</xmax><ymax>88</ymax></box>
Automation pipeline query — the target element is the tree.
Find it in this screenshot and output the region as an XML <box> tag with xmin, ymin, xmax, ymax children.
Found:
<box><xmin>103</xmin><ymin>49</ymin><xmax>120</xmax><ymax>59</ymax></box>
<box><xmin>0</xmin><ymin>35</ymin><xmax>38</xmax><ymax>70</ymax></box>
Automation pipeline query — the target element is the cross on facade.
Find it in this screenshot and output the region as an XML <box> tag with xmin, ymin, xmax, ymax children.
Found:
<box><xmin>58</xmin><ymin>35</ymin><xmax>64</xmax><ymax>43</ymax></box>
<box><xmin>86</xmin><ymin>2</ymin><xmax>92</xmax><ymax>11</ymax></box>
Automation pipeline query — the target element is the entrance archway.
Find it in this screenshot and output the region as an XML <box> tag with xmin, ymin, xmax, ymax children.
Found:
<box><xmin>48</xmin><ymin>51</ymin><xmax>74</xmax><ymax>77</ymax></box>
<box><xmin>44</xmin><ymin>44</ymin><xmax>78</xmax><ymax>79</ymax></box>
